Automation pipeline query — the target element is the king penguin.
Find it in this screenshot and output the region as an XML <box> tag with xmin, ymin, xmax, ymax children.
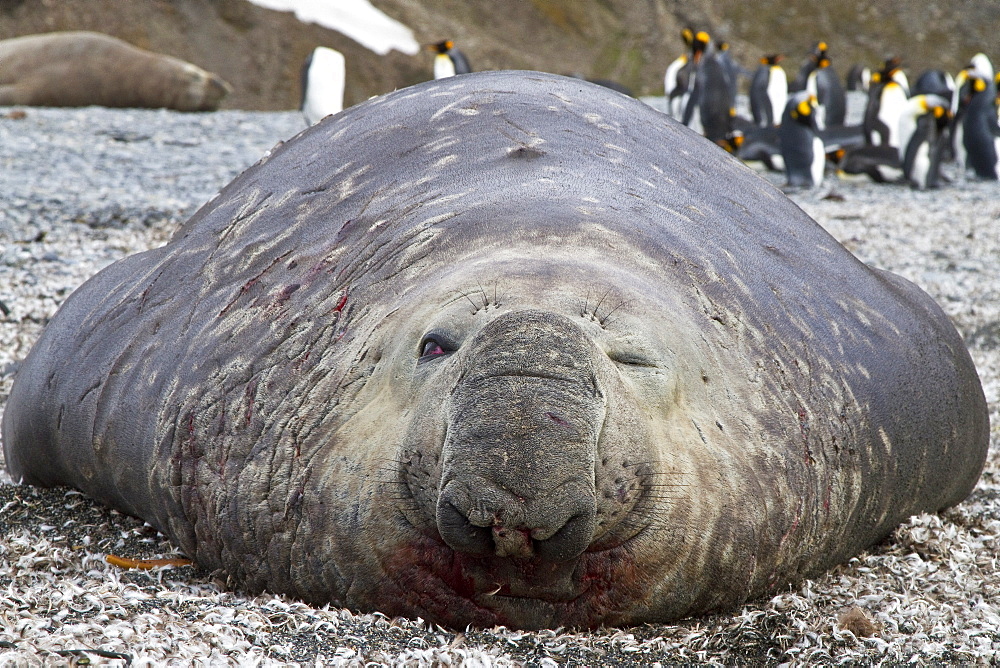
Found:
<box><xmin>794</xmin><ymin>42</ymin><xmax>846</xmax><ymax>127</ymax></box>
<box><xmin>300</xmin><ymin>46</ymin><xmax>345</xmax><ymax>126</ymax></box>
<box><xmin>714</xmin><ymin>40</ymin><xmax>747</xmax><ymax>102</ymax></box>
<box><xmin>666</xmin><ymin>29</ymin><xmax>710</xmax><ymax>121</ymax></box>
<box><xmin>898</xmin><ymin>94</ymin><xmax>952</xmax><ymax>189</ymax></box>
<box><xmin>959</xmin><ymin>70</ymin><xmax>1000</xmax><ymax>180</ymax></box>
<box><xmin>427</xmin><ymin>40</ymin><xmax>472</xmax><ymax>79</ymax></box>
<box><xmin>683</xmin><ymin>42</ymin><xmax>738</xmax><ymax>143</ymax></box>
<box><xmin>863</xmin><ymin>57</ymin><xmax>910</xmax><ymax>148</ymax></box>
<box><xmin>750</xmin><ymin>54</ymin><xmax>787</xmax><ymax>127</ymax></box>
<box><xmin>779</xmin><ymin>91</ymin><xmax>826</xmax><ymax>187</ymax></box>
<box><xmin>950</xmin><ymin>55</ymin><xmax>996</xmax><ymax>171</ymax></box>
<box><xmin>664</xmin><ymin>28</ymin><xmax>695</xmax><ymax>119</ymax></box>
<box><xmin>846</xmin><ymin>64</ymin><xmax>871</xmax><ymax>92</ymax></box>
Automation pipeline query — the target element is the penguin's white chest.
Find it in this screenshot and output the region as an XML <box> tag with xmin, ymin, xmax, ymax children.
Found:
<box><xmin>767</xmin><ymin>68</ymin><xmax>788</xmax><ymax>125</ymax></box>
<box><xmin>811</xmin><ymin>136</ymin><xmax>825</xmax><ymax>186</ymax></box>
<box><xmin>434</xmin><ymin>54</ymin><xmax>456</xmax><ymax>79</ymax></box>
<box><xmin>909</xmin><ymin>141</ymin><xmax>931</xmax><ymax>189</ymax></box>
<box><xmin>302</xmin><ymin>47</ymin><xmax>345</xmax><ymax>126</ymax></box>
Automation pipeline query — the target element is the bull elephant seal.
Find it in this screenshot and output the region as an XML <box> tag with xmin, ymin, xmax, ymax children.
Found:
<box><xmin>2</xmin><ymin>71</ymin><xmax>989</xmax><ymax>630</ymax></box>
<box><xmin>0</xmin><ymin>31</ymin><xmax>231</xmax><ymax>111</ymax></box>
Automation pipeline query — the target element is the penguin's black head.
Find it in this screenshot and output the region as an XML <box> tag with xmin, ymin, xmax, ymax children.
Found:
<box><xmin>811</xmin><ymin>41</ymin><xmax>830</xmax><ymax>66</ymax></box>
<box><xmin>426</xmin><ymin>40</ymin><xmax>454</xmax><ymax>54</ymax></box>
<box><xmin>681</xmin><ymin>28</ymin><xmax>695</xmax><ymax>47</ymax></box>
<box><xmin>958</xmin><ymin>72</ymin><xmax>987</xmax><ymax>105</ymax></box>
<box><xmin>879</xmin><ymin>56</ymin><xmax>903</xmax><ymax>78</ymax></box>
<box><xmin>762</xmin><ymin>54</ymin><xmax>783</xmax><ymax>66</ymax></box>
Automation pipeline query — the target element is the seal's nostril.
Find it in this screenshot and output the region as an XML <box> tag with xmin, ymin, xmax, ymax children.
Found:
<box><xmin>534</xmin><ymin>511</ymin><xmax>596</xmax><ymax>562</ymax></box>
<box><xmin>436</xmin><ymin>497</ymin><xmax>492</xmax><ymax>555</ymax></box>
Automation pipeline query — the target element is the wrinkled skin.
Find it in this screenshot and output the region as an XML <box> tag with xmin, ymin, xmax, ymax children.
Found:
<box><xmin>0</xmin><ymin>31</ymin><xmax>231</xmax><ymax>111</ymax></box>
<box><xmin>2</xmin><ymin>71</ymin><xmax>989</xmax><ymax>629</ymax></box>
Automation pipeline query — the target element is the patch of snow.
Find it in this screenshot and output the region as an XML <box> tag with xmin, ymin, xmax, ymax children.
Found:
<box><xmin>245</xmin><ymin>0</ymin><xmax>419</xmax><ymax>56</ymax></box>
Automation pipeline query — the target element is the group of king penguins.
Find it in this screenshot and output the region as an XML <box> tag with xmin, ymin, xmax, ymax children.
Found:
<box><xmin>664</xmin><ymin>29</ymin><xmax>1000</xmax><ymax>189</ymax></box>
<box><xmin>298</xmin><ymin>31</ymin><xmax>998</xmax><ymax>191</ymax></box>
<box><xmin>299</xmin><ymin>40</ymin><xmax>471</xmax><ymax>126</ymax></box>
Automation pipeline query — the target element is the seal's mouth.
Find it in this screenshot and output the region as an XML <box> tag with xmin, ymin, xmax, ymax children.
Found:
<box><xmin>376</xmin><ymin>520</ymin><xmax>649</xmax><ymax>630</ymax></box>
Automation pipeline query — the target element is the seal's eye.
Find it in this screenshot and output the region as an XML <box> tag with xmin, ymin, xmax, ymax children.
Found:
<box><xmin>418</xmin><ymin>335</ymin><xmax>455</xmax><ymax>362</ymax></box>
<box><xmin>608</xmin><ymin>350</ymin><xmax>658</xmax><ymax>368</ymax></box>
<box><xmin>422</xmin><ymin>339</ymin><xmax>445</xmax><ymax>357</ymax></box>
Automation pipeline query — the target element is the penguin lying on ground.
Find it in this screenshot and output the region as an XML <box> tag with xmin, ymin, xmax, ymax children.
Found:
<box><xmin>735</xmin><ymin>124</ymin><xmax>784</xmax><ymax>171</ymax></box>
<box><xmin>838</xmin><ymin>144</ymin><xmax>903</xmax><ymax>183</ymax></box>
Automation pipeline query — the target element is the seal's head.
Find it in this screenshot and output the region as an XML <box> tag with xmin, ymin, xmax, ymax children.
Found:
<box><xmin>379</xmin><ymin>254</ymin><xmax>705</xmax><ymax>628</ymax></box>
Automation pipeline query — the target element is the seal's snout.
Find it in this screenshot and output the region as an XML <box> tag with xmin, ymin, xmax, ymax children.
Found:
<box><xmin>437</xmin><ymin>476</ymin><xmax>597</xmax><ymax>561</ymax></box>
<box><xmin>436</xmin><ymin>310</ymin><xmax>606</xmax><ymax>562</ymax></box>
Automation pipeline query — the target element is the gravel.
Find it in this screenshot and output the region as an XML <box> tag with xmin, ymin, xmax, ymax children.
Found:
<box><xmin>0</xmin><ymin>103</ymin><xmax>998</xmax><ymax>666</ymax></box>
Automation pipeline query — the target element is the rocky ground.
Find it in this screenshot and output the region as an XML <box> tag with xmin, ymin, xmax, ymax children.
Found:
<box><xmin>0</xmin><ymin>102</ymin><xmax>997</xmax><ymax>665</ymax></box>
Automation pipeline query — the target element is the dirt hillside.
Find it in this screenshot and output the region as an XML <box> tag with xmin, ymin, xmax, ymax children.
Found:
<box><xmin>0</xmin><ymin>0</ymin><xmax>997</xmax><ymax>110</ymax></box>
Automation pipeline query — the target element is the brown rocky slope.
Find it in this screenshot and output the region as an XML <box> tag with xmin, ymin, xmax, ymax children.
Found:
<box><xmin>1</xmin><ymin>0</ymin><xmax>997</xmax><ymax>111</ymax></box>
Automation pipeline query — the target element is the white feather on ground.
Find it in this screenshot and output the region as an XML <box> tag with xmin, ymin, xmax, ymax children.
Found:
<box><xmin>0</xmin><ymin>106</ymin><xmax>997</xmax><ymax>665</ymax></box>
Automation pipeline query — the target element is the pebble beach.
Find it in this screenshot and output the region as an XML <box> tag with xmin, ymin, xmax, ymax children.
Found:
<box><xmin>0</xmin><ymin>102</ymin><xmax>997</xmax><ymax>665</ymax></box>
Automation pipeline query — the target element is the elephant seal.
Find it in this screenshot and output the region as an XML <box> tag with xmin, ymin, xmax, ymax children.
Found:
<box><xmin>2</xmin><ymin>71</ymin><xmax>989</xmax><ymax>630</ymax></box>
<box><xmin>0</xmin><ymin>31</ymin><xmax>231</xmax><ymax>111</ymax></box>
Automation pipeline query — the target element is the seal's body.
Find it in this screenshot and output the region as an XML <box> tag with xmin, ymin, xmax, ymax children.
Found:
<box><xmin>2</xmin><ymin>71</ymin><xmax>988</xmax><ymax>630</ymax></box>
<box><xmin>0</xmin><ymin>31</ymin><xmax>231</xmax><ymax>111</ymax></box>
